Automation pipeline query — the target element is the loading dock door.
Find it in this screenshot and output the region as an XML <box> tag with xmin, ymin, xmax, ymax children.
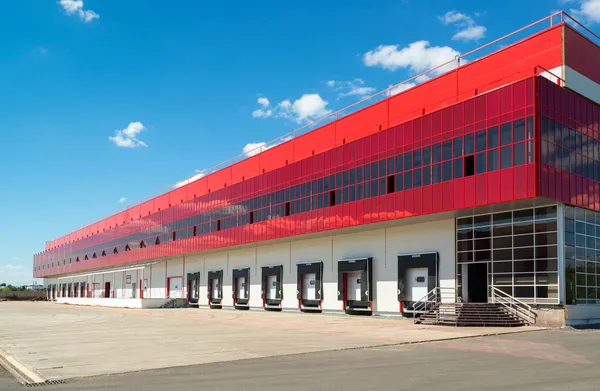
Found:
<box><xmin>337</xmin><ymin>258</ymin><xmax>373</xmax><ymax>312</ymax></box>
<box><xmin>186</xmin><ymin>272</ymin><xmax>200</xmax><ymax>304</ymax></box>
<box><xmin>261</xmin><ymin>265</ymin><xmax>283</xmax><ymax>308</ymax></box>
<box><xmin>207</xmin><ymin>270</ymin><xmax>223</xmax><ymax>307</ymax></box>
<box><xmin>168</xmin><ymin>277</ymin><xmax>183</xmax><ymax>298</ymax></box>
<box><xmin>397</xmin><ymin>252</ymin><xmax>439</xmax><ymax>313</ymax></box>
<box><xmin>405</xmin><ymin>268</ymin><xmax>428</xmax><ymax>302</ymax></box>
<box><xmin>296</xmin><ymin>262</ymin><xmax>323</xmax><ymax>310</ymax></box>
<box><xmin>267</xmin><ymin>275</ymin><xmax>277</xmax><ymax>299</ymax></box>
<box><xmin>346</xmin><ymin>272</ymin><xmax>362</xmax><ymax>301</ymax></box>
<box><xmin>232</xmin><ymin>268</ymin><xmax>250</xmax><ymax>307</ymax></box>
<box><xmin>303</xmin><ymin>273</ymin><xmax>316</xmax><ymax>300</ymax></box>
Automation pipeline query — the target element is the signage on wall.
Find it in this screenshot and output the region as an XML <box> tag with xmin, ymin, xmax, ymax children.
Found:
<box><xmin>126</xmin><ymin>275</ymin><xmax>131</xmax><ymax>284</ymax></box>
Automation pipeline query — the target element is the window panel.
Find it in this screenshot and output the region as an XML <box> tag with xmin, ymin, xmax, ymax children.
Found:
<box><xmin>476</xmin><ymin>130</ymin><xmax>486</xmax><ymax>152</ymax></box>
<box><xmin>464</xmin><ymin>133</ymin><xmax>474</xmax><ymax>155</ymax></box>
<box><xmin>475</xmin><ymin>152</ymin><xmax>486</xmax><ymax>174</ymax></box>
<box><xmin>500</xmin><ymin>146</ymin><xmax>512</xmax><ymax>169</ymax></box>
<box><xmin>500</xmin><ymin>123</ymin><xmax>512</xmax><ymax>146</ymax></box>
<box><xmin>488</xmin><ymin>126</ymin><xmax>499</xmax><ymax>148</ymax></box>
<box><xmin>514</xmin><ymin>119</ymin><xmax>526</xmax><ymax>142</ymax></box>
<box><xmin>488</xmin><ymin>149</ymin><xmax>499</xmax><ymax>171</ymax></box>
<box><xmin>453</xmin><ymin>138</ymin><xmax>463</xmax><ymax>158</ymax></box>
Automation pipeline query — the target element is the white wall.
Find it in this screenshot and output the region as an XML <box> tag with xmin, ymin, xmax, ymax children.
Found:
<box><xmin>48</xmin><ymin>218</ymin><xmax>457</xmax><ymax>314</ymax></box>
<box><xmin>56</xmin><ymin>297</ymin><xmax>167</xmax><ymax>309</ymax></box>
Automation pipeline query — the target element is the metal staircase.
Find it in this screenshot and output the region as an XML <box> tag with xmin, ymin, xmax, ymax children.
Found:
<box><xmin>413</xmin><ymin>287</ymin><xmax>536</xmax><ymax>327</ymax></box>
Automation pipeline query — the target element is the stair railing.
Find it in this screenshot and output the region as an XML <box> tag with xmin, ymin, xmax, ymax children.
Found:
<box><xmin>491</xmin><ymin>286</ymin><xmax>537</xmax><ymax>325</ymax></box>
<box><xmin>412</xmin><ymin>287</ymin><xmax>456</xmax><ymax>317</ymax></box>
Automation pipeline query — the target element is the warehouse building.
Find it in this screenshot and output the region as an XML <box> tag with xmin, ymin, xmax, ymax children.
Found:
<box><xmin>34</xmin><ymin>12</ymin><xmax>600</xmax><ymax>326</ymax></box>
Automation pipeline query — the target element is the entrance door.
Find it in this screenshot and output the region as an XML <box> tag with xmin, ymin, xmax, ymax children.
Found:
<box><xmin>104</xmin><ymin>282</ymin><xmax>111</xmax><ymax>298</ymax></box>
<box><xmin>302</xmin><ymin>273</ymin><xmax>316</xmax><ymax>300</ymax></box>
<box><xmin>131</xmin><ymin>283</ymin><xmax>137</xmax><ymax>298</ymax></box>
<box><xmin>467</xmin><ymin>263</ymin><xmax>488</xmax><ymax>303</ymax></box>
<box><xmin>346</xmin><ymin>272</ymin><xmax>362</xmax><ymax>301</ymax></box>
<box><xmin>168</xmin><ymin>277</ymin><xmax>183</xmax><ymax>298</ymax></box>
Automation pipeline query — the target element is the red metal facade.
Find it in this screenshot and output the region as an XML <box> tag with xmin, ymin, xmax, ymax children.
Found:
<box><xmin>42</xmin><ymin>25</ymin><xmax>563</xmax><ymax>253</ymax></box>
<box><xmin>35</xmin><ymin>22</ymin><xmax>580</xmax><ymax>279</ymax></box>
<box><xmin>34</xmin><ymin>77</ymin><xmax>537</xmax><ymax>278</ymax></box>
<box><xmin>539</xmin><ymin>77</ymin><xmax>600</xmax><ymax>210</ymax></box>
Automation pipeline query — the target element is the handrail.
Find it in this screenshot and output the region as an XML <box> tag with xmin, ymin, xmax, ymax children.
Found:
<box><xmin>412</xmin><ymin>286</ymin><xmax>456</xmax><ymax>315</ymax></box>
<box><xmin>491</xmin><ymin>286</ymin><xmax>537</xmax><ymax>325</ymax></box>
<box><xmin>46</xmin><ymin>11</ymin><xmax>594</xmax><ymax>247</ymax></box>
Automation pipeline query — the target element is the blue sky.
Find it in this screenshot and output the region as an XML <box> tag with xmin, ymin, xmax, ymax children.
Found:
<box><xmin>0</xmin><ymin>0</ymin><xmax>598</xmax><ymax>285</ymax></box>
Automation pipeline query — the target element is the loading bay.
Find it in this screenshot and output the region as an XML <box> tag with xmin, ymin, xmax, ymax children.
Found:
<box><xmin>0</xmin><ymin>302</ymin><xmax>599</xmax><ymax>390</ymax></box>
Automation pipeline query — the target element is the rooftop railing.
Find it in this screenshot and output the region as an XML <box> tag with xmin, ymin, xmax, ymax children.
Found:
<box><xmin>45</xmin><ymin>11</ymin><xmax>598</xmax><ymax>247</ymax></box>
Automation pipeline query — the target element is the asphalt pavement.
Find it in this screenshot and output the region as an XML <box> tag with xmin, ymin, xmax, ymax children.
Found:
<box><xmin>5</xmin><ymin>329</ymin><xmax>597</xmax><ymax>391</ymax></box>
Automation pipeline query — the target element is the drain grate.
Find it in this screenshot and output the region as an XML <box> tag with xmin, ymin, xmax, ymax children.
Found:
<box><xmin>25</xmin><ymin>380</ymin><xmax>67</xmax><ymax>388</ymax></box>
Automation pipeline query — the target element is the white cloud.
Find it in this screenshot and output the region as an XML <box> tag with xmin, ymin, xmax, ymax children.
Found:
<box><xmin>257</xmin><ymin>97</ymin><xmax>270</xmax><ymax>107</ymax></box>
<box><xmin>242</xmin><ymin>142</ymin><xmax>268</xmax><ymax>157</ymax></box>
<box><xmin>278</xmin><ymin>100</ymin><xmax>292</xmax><ymax>110</ymax></box>
<box><xmin>251</xmin><ymin>97</ymin><xmax>273</xmax><ymax>118</ymax></box>
<box><xmin>328</xmin><ymin>79</ymin><xmax>376</xmax><ymax>99</ymax></box>
<box><xmin>173</xmin><ymin>170</ymin><xmax>205</xmax><ymax>189</ymax></box>
<box><xmin>252</xmin><ymin>108</ymin><xmax>273</xmax><ymax>118</ymax></box>
<box><xmin>242</xmin><ymin>136</ymin><xmax>293</xmax><ymax>157</ymax></box>
<box><xmin>252</xmin><ymin>94</ymin><xmax>331</xmax><ymax>123</ymax></box>
<box><xmin>438</xmin><ymin>10</ymin><xmax>486</xmax><ymax>41</ymax></box>
<box><xmin>438</xmin><ymin>11</ymin><xmax>472</xmax><ymax>25</ymax></box>
<box><xmin>109</xmin><ymin>122</ymin><xmax>148</xmax><ymax>148</ymax></box>
<box><xmin>364</xmin><ymin>41</ymin><xmax>460</xmax><ymax>76</ymax></box>
<box><xmin>118</xmin><ymin>197</ymin><xmax>127</xmax><ymax>203</ymax></box>
<box><xmin>286</xmin><ymin>94</ymin><xmax>331</xmax><ymax>122</ymax></box>
<box><xmin>4</xmin><ymin>265</ymin><xmax>24</xmax><ymax>270</ymax></box>
<box><xmin>572</xmin><ymin>0</ymin><xmax>600</xmax><ymax>24</ymax></box>
<box><xmin>58</xmin><ymin>0</ymin><xmax>99</xmax><ymax>22</ymax></box>
<box><xmin>452</xmin><ymin>25</ymin><xmax>486</xmax><ymax>41</ymax></box>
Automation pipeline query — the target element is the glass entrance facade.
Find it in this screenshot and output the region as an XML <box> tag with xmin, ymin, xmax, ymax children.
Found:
<box><xmin>456</xmin><ymin>205</ymin><xmax>559</xmax><ymax>304</ymax></box>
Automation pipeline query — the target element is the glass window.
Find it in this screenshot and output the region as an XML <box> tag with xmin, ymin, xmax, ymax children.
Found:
<box><xmin>394</xmin><ymin>174</ymin><xmax>403</xmax><ymax>192</ymax></box>
<box><xmin>413</xmin><ymin>150</ymin><xmax>422</xmax><ymax>168</ymax></box>
<box><xmin>464</xmin><ymin>133</ymin><xmax>474</xmax><ymax>155</ymax></box>
<box><xmin>414</xmin><ymin>169</ymin><xmax>422</xmax><ymax>187</ymax></box>
<box><xmin>395</xmin><ymin>155</ymin><xmax>403</xmax><ymax>173</ymax></box>
<box><xmin>453</xmin><ymin>138</ymin><xmax>462</xmax><ymax>158</ymax></box>
<box><xmin>404</xmin><ymin>172</ymin><xmax>412</xmax><ymax>190</ymax></box>
<box><xmin>423</xmin><ymin>146</ymin><xmax>431</xmax><ymax>165</ymax></box>
<box><xmin>453</xmin><ymin>158</ymin><xmax>463</xmax><ymax>178</ymax></box>
<box><xmin>488</xmin><ymin>126</ymin><xmax>499</xmax><ymax>148</ymax></box>
<box><xmin>500</xmin><ymin>146</ymin><xmax>512</xmax><ymax>169</ymax></box>
<box><xmin>443</xmin><ymin>140</ymin><xmax>452</xmax><ymax>161</ymax></box>
<box><xmin>488</xmin><ymin>149</ymin><xmax>499</xmax><ymax>172</ymax></box>
<box><xmin>371</xmin><ymin>180</ymin><xmax>379</xmax><ymax>197</ymax></box>
<box><xmin>475</xmin><ymin>152</ymin><xmax>486</xmax><ymax>174</ymax></box>
<box><xmin>423</xmin><ymin>166</ymin><xmax>431</xmax><ymax>185</ymax></box>
<box><xmin>404</xmin><ymin>153</ymin><xmax>413</xmax><ymax>171</ymax></box>
<box><xmin>432</xmin><ymin>164</ymin><xmax>441</xmax><ymax>183</ymax></box>
<box><xmin>476</xmin><ymin>130</ymin><xmax>486</xmax><ymax>152</ymax></box>
<box><xmin>514</xmin><ymin>119</ymin><xmax>526</xmax><ymax>142</ymax></box>
<box><xmin>514</xmin><ymin>143</ymin><xmax>526</xmax><ymax>166</ymax></box>
<box><xmin>433</xmin><ymin>144</ymin><xmax>441</xmax><ymax>163</ymax></box>
<box><xmin>371</xmin><ymin>163</ymin><xmax>379</xmax><ymax>179</ymax></box>
<box><xmin>500</xmin><ymin>123</ymin><xmax>512</xmax><ymax>146</ymax></box>
<box><xmin>443</xmin><ymin>161</ymin><xmax>452</xmax><ymax>181</ymax></box>
<box><xmin>364</xmin><ymin>164</ymin><xmax>371</xmax><ymax>181</ymax></box>
<box><xmin>379</xmin><ymin>160</ymin><xmax>386</xmax><ymax>177</ymax></box>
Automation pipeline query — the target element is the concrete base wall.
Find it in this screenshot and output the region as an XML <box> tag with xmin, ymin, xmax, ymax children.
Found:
<box><xmin>565</xmin><ymin>304</ymin><xmax>600</xmax><ymax>326</ymax></box>
<box><xmin>533</xmin><ymin>308</ymin><xmax>565</xmax><ymax>327</ymax></box>
<box><xmin>56</xmin><ymin>297</ymin><xmax>167</xmax><ymax>308</ymax></box>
